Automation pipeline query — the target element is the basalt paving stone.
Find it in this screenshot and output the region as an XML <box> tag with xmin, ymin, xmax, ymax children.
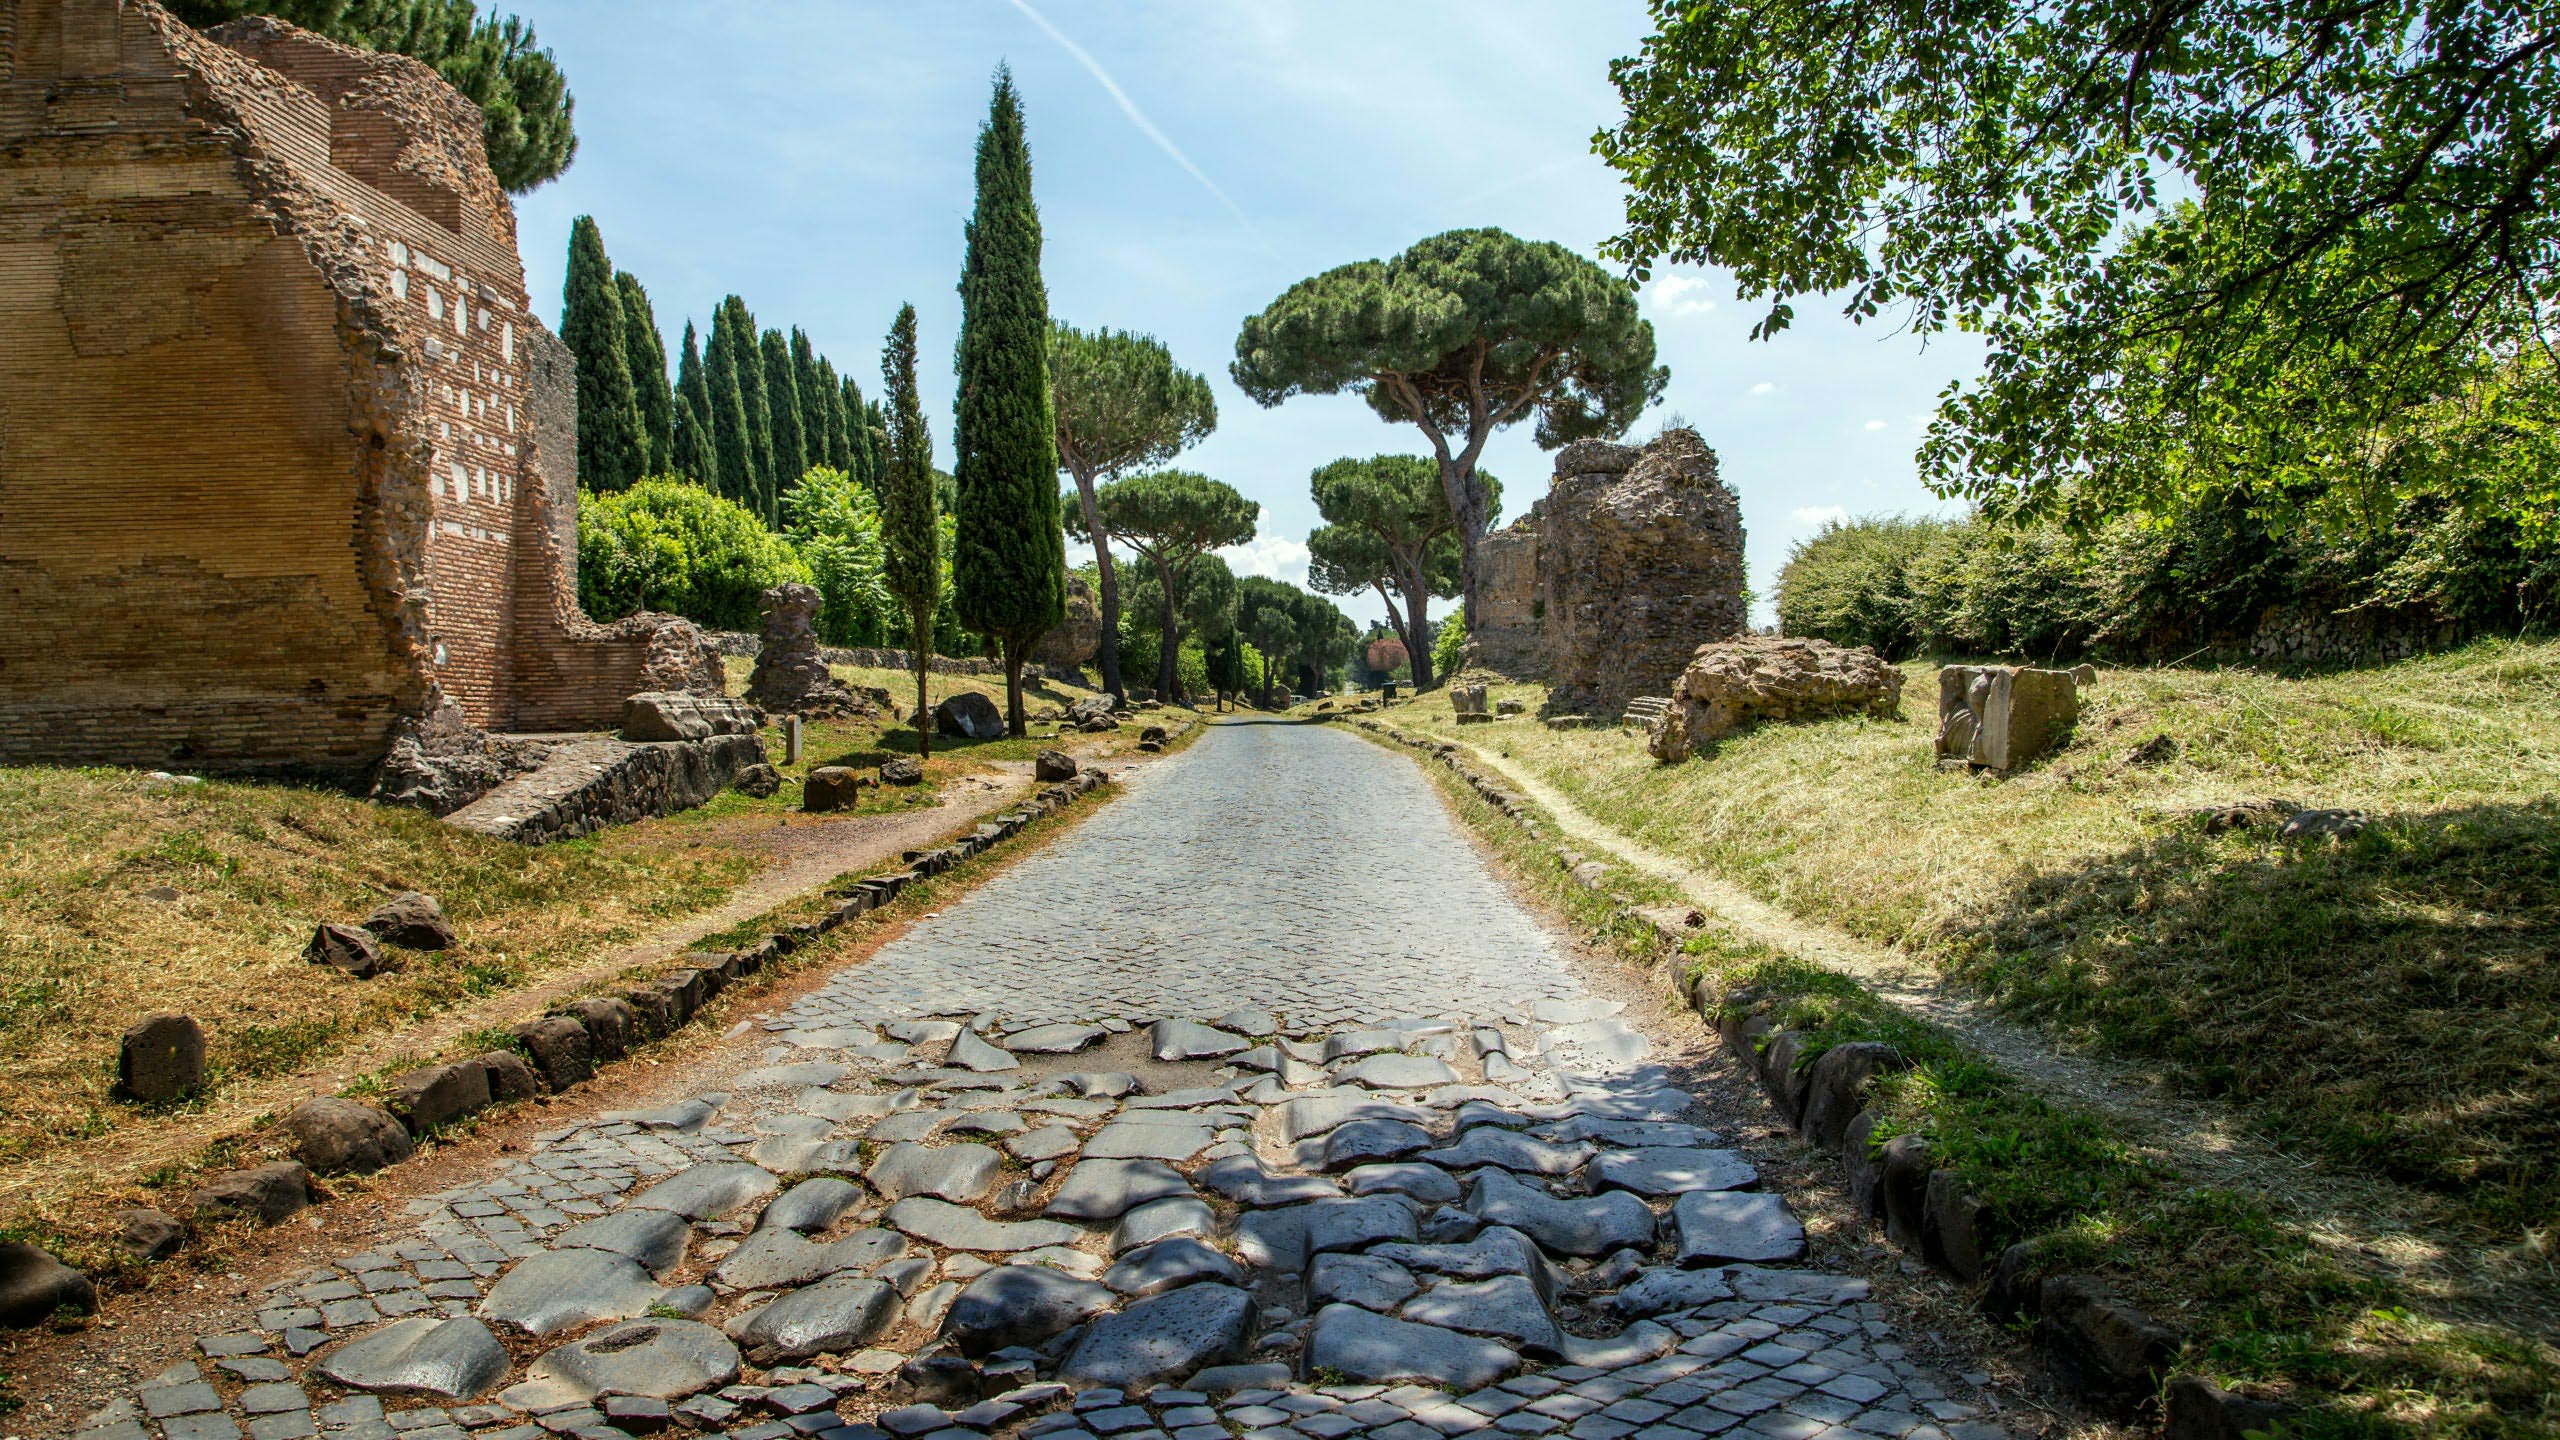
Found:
<box><xmin>313</xmin><ymin>1317</ymin><xmax>508</xmax><ymax>1400</ymax></box>
<box><xmin>1589</xmin><ymin>1148</ymin><xmax>1759</xmax><ymax>1197</ymax></box>
<box><xmin>524</xmin><ymin>1319</ymin><xmax>740</xmax><ymax>1401</ymax></box>
<box><xmin>944</xmin><ymin>1265</ymin><xmax>1117</xmax><ymax>1354</ymax></box>
<box><xmin>625</xmin><ymin>1162</ymin><xmax>779</xmax><ymax>1220</ymax></box>
<box><xmin>1401</xmin><ymin>1275</ymin><xmax>1564</xmax><ymax>1357</ymax></box>
<box><xmin>867</xmin><ymin>1142</ymin><xmax>1003</xmax><ymax>1203</ymax></box>
<box><xmin>1467</xmin><ymin>1173</ymin><xmax>1658</xmax><ymax>1259</ymax></box>
<box><xmin>1303</xmin><ymin>1194</ymin><xmax>1420</xmax><ymax>1257</ymax></box>
<box><xmin>1372</xmin><ymin>1226</ymin><xmax>1560</xmax><ymax>1292</ymax></box>
<box><xmin>949</xmin><ymin>1029</ymin><xmax>1019</xmax><ymax>1073</ymax></box>
<box><xmin>1344</xmin><ymin>1163</ymin><xmax>1462</xmax><ymax>1206</ymax></box>
<box><xmin>1046</xmin><ymin>1160</ymin><xmax>1195</xmax><ymax>1221</ymax></box>
<box><xmin>728</xmin><ymin>1273</ymin><xmax>902</xmax><ymax>1360</ymax></box>
<box><xmin>757</xmin><ymin>1177</ymin><xmax>868</xmax><ymax>1234</ymax></box>
<box><xmin>1006</xmin><ymin>1125</ymin><xmax>1083</xmax><ymax>1164</ymax></box>
<box><xmin>1082</xmin><ymin>1121</ymin><xmax>1216</xmax><ymax>1162</ymax></box>
<box><xmin>1421</xmin><ymin>1130</ymin><xmax>1595</xmax><ymax>1177</ymax></box>
<box><xmin>551</xmin><ymin>1208</ymin><xmax>691</xmax><ymax>1274</ymax></box>
<box><xmin>1151</xmin><ymin>1020</ymin><xmax>1251</xmax><ymax>1062</ymax></box>
<box><xmin>886</xmin><ymin>1199</ymin><xmax>1081</xmax><ymax>1253</ymax></box>
<box><xmin>1531</xmin><ymin>1118</ymin><xmax>1723</xmax><ymax>1150</ymax></box>
<box><xmin>1058</xmin><ymin>1283</ymin><xmax>1258</xmax><ymax>1390</ymax></box>
<box><xmin>1304</xmin><ymin>1304</ymin><xmax>1522</xmax><ymax>1392</ymax></box>
<box><xmin>1312</xmin><ymin>1119</ymin><xmax>1435</xmax><ymax>1171</ymax></box>
<box><xmin>1195</xmin><ymin>1156</ymin><xmax>1341</xmax><ymax>1208</ymax></box>
<box><xmin>1306</xmin><ymin>1253</ymin><xmax>1419</xmax><ymax>1313</ymax></box>
<box><xmin>475</xmin><ymin>1249</ymin><xmax>660</xmax><ymax>1337</ymax></box>
<box><xmin>1673</xmin><ymin>1192</ymin><xmax>1807</xmax><ymax>1266</ymax></box>
<box><xmin>1333</xmin><ymin>1054</ymin><xmax>1460</xmax><ymax>1090</ymax></box>
<box><xmin>1279</xmin><ymin>1094</ymin><xmax>1434</xmax><ymax>1143</ymax></box>
<box><xmin>1109</xmin><ymin>1198</ymin><xmax>1216</xmax><ymax>1255</ymax></box>
<box><xmin>1006</xmin><ymin>1024</ymin><xmax>1108</xmax><ymax>1054</ymax></box>
<box><xmin>1104</xmin><ymin>1238</ymin><xmax>1247</xmax><ymax>1297</ymax></box>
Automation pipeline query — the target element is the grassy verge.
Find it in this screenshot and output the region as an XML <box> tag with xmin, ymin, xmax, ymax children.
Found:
<box><xmin>1385</xmin><ymin>641</ymin><xmax>2560</xmax><ymax>1238</ymax></box>
<box><xmin>1350</xmin><ymin>720</ymin><xmax>2560</xmax><ymax>1440</ymax></box>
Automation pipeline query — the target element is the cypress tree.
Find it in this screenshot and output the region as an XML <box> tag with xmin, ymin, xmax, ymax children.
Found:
<box><xmin>844</xmin><ymin>378</ymin><xmax>876</xmax><ymax>485</ymax></box>
<box><xmin>561</xmin><ymin>216</ymin><xmax>644</xmax><ymax>491</ymax></box>
<box><xmin>879</xmin><ymin>304</ymin><xmax>941</xmax><ymax>758</ymax></box>
<box><xmin>952</xmin><ymin>68</ymin><xmax>1065</xmax><ymax>736</ymax></box>
<box><xmin>615</xmin><ymin>270</ymin><xmax>675</xmax><ymax>475</ymax></box>
<box><xmin>703</xmin><ymin>299</ymin><xmax>759</xmax><ymax>507</ymax></box>
<box><xmin>720</xmin><ymin>296</ymin><xmax>776</xmax><ymax>520</ymax></box>
<box><xmin>761</xmin><ymin>327</ymin><xmax>808</xmax><ymax>504</ymax></box>
<box><xmin>815</xmin><ymin>356</ymin><xmax>850</xmax><ymax>474</ymax></box>
<box><xmin>792</xmin><ymin>330</ymin><xmax>833</xmax><ymax>480</ymax></box>
<box><xmin>674</xmin><ymin>321</ymin><xmax>715</xmax><ymax>483</ymax></box>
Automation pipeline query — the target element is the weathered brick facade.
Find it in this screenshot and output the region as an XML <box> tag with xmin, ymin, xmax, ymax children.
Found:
<box><xmin>0</xmin><ymin>0</ymin><xmax>690</xmax><ymax>772</ymax></box>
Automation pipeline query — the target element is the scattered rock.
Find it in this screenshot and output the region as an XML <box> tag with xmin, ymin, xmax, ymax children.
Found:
<box><xmin>936</xmin><ymin>691</ymin><xmax>1008</xmax><ymax>741</ymax></box>
<box><xmin>880</xmin><ymin>757</ymin><xmax>925</xmax><ymax>786</ymax></box>
<box><xmin>115</xmin><ymin>1012</ymin><xmax>206</xmax><ymax>1103</ymax></box>
<box><xmin>732</xmin><ymin>762</ymin><xmax>783</xmax><ymax>797</ymax></box>
<box><xmin>472</xmin><ymin>1048</ymin><xmax>542</xmax><ymax>1103</ymax></box>
<box><xmin>510</xmin><ymin>1016</ymin><xmax>594</xmax><ymax>1092</ymax></box>
<box><xmin>114</xmin><ymin>1208</ymin><xmax>185</xmax><ymax>1264</ymax></box>
<box><xmin>304</xmin><ymin>922</ymin><xmax>386</xmax><ymax>978</ymax></box>
<box><xmin>1058</xmin><ymin>1282</ymin><xmax>1257</xmax><ymax>1390</ymax></box>
<box><xmin>1034</xmin><ymin>749</ymin><xmax>1078</xmax><ymax>782</ymax></box>
<box><xmin>2282</xmin><ymin>808</ymin><xmax>2369</xmax><ymax>842</ymax></box>
<box><xmin>192</xmin><ymin>1162</ymin><xmax>310</xmax><ymax>1227</ymax></box>
<box><xmin>1303</xmin><ymin>1303</ymin><xmax>1521</xmax><ymax>1390</ymax></box>
<box><xmin>387</xmin><ymin>1061</ymin><xmax>492</xmax><ymax>1136</ymax></box>
<box><xmin>1653</xmin><ymin>636</ymin><xmax>1903</xmax><ymax>763</ymax></box>
<box><xmin>805</xmin><ymin>766</ymin><xmax>872</xmax><ymax>812</ymax></box>
<box><xmin>0</xmin><ymin>1242</ymin><xmax>95</xmax><ymax>1328</ymax></box>
<box><xmin>1936</xmin><ymin>664</ymin><xmax>2081</xmax><ymax>773</ymax></box>
<box><xmin>287</xmin><ymin>1098</ymin><xmax>414</xmax><ymax>1175</ymax></box>
<box><xmin>315</xmin><ymin>1316</ymin><xmax>509</xmax><ymax>1400</ymax></box>
<box><xmin>362</xmin><ymin>891</ymin><xmax>457</xmax><ymax>950</ymax></box>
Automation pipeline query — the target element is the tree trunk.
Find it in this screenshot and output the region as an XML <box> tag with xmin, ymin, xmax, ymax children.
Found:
<box><xmin>910</xmin><ymin>602</ymin><xmax>933</xmax><ymax>760</ymax></box>
<box><xmin>1003</xmin><ymin>644</ymin><xmax>1027</xmax><ymax>738</ymax></box>
<box><xmin>1155</xmin><ymin>583</ymin><xmax>1182</xmax><ymax>703</ymax></box>
<box><xmin>1069</xmin><ymin>465</ymin><xmax>1126</xmax><ymax>703</ymax></box>
<box><xmin>1442</xmin><ymin>455</ymin><xmax>1488</xmax><ymax>636</ymax></box>
<box><xmin>1405</xmin><ymin>578</ymin><xmax>1435</xmax><ymax>690</ymax></box>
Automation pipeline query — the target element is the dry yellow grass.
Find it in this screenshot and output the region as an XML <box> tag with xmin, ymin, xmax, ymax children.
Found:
<box><xmin>1395</xmin><ymin>640</ymin><xmax>2560</xmax><ymax>1233</ymax></box>
<box><xmin>0</xmin><ymin>766</ymin><xmax>754</xmax><ymax>1178</ymax></box>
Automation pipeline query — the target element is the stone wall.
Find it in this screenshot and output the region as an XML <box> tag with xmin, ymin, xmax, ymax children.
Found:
<box><xmin>0</xmin><ymin>0</ymin><xmax>689</xmax><ymax>772</ymax></box>
<box><xmin>442</xmin><ymin>733</ymin><xmax>766</xmax><ymax>844</ymax></box>
<box><xmin>1470</xmin><ymin>430</ymin><xmax>1748</xmax><ymax>717</ymax></box>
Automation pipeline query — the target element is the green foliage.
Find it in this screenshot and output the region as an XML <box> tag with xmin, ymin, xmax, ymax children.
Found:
<box><xmin>792</xmin><ymin>331</ymin><xmax>835</xmax><ymax>487</ymax></box>
<box><xmin>615</xmin><ymin>271</ymin><xmax>674</xmax><ymax>476</ymax></box>
<box><xmin>703</xmin><ymin>299</ymin><xmax>761</xmax><ymax>515</ymax></box>
<box><xmin>168</xmin><ymin>0</ymin><xmax>576</xmax><ymax>192</ymax></box>
<box><xmin>1234</xmin><ymin>227</ymin><xmax>1662</xmax><ymax>626</ymax></box>
<box><xmin>1051</xmin><ymin>321</ymin><xmax>1220</xmax><ymax>700</ymax></box>
<box><xmin>1080</xmin><ymin>470</ymin><xmax>1258</xmax><ymax>699</ymax></box>
<box><xmin>1305</xmin><ymin>455</ymin><xmax>1495</xmax><ymax>687</ymax></box>
<box><xmin>1430</xmin><ymin>612</ymin><xmax>1467</xmax><ymax>680</ymax></box>
<box><xmin>879</xmin><ymin>304</ymin><xmax>942</xmax><ymax>741</ymax></box>
<box><xmin>577</xmin><ymin>477</ymin><xmax>805</xmax><ymax>630</ymax></box>
<box><xmin>953</xmin><ymin>69</ymin><xmax>1066</xmax><ymax>718</ymax></box>
<box><xmin>1598</xmin><ymin>2</ymin><xmax>2560</xmax><ymax>540</ymax></box>
<box><xmin>761</xmin><ymin>329</ymin><xmax>808</xmax><ymax>498</ymax></box>
<box><xmin>560</xmin><ymin>217</ymin><xmax>642</xmax><ymax>493</ymax></box>
<box><xmin>782</xmin><ymin>467</ymin><xmax>892</xmax><ymax>645</ymax></box>
<box><xmin>672</xmin><ymin>322</ymin><xmax>715</xmax><ymax>484</ymax></box>
<box><xmin>1778</xmin><ymin>499</ymin><xmax>2557</xmax><ymax>662</ymax></box>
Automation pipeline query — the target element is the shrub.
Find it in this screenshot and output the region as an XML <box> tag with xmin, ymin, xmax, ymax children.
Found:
<box><xmin>782</xmin><ymin>467</ymin><xmax>893</xmax><ymax>645</ymax></box>
<box><xmin>578</xmin><ymin>477</ymin><xmax>807</xmax><ymax>631</ymax></box>
<box><xmin>1430</xmin><ymin>614</ymin><xmax>1467</xmax><ymax>680</ymax></box>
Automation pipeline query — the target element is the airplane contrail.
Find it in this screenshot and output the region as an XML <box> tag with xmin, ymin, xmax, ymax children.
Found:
<box><xmin>1004</xmin><ymin>0</ymin><xmax>1261</xmax><ymax>238</ymax></box>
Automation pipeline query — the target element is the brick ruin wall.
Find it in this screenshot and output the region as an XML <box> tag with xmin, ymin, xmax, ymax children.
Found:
<box><xmin>0</xmin><ymin>0</ymin><xmax>677</xmax><ymax>772</ymax></box>
<box><xmin>1470</xmin><ymin>429</ymin><xmax>1748</xmax><ymax>717</ymax></box>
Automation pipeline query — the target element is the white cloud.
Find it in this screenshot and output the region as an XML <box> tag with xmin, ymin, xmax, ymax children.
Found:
<box><xmin>1642</xmin><ymin>272</ymin><xmax>1718</xmax><ymax>318</ymax></box>
<box><xmin>1747</xmin><ymin>381</ymin><xmax>1776</xmax><ymax>396</ymax></box>
<box><xmin>1790</xmin><ymin>505</ymin><xmax>1849</xmax><ymax>529</ymax></box>
<box><xmin>1863</xmin><ymin>418</ymin><xmax>1887</xmax><ymax>431</ymax></box>
<box><xmin>1218</xmin><ymin>533</ymin><xmax>1312</xmax><ymax>588</ymax></box>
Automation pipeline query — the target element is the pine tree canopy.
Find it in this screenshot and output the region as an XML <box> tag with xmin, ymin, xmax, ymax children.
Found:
<box><xmin>560</xmin><ymin>215</ymin><xmax>643</xmax><ymax>492</ymax></box>
<box><xmin>616</xmin><ymin>270</ymin><xmax>674</xmax><ymax>476</ymax></box>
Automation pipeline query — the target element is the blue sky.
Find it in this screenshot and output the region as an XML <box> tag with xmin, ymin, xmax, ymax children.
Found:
<box><xmin>511</xmin><ymin>1</ymin><xmax>1980</xmax><ymax>629</ymax></box>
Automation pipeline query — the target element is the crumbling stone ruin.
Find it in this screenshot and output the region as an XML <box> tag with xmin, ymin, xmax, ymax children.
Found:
<box><xmin>1936</xmin><ymin>664</ymin><xmax>2084</xmax><ymax>773</ymax></box>
<box><xmin>1649</xmin><ymin>637</ymin><xmax>1903</xmax><ymax>764</ymax></box>
<box><xmin>0</xmin><ymin>0</ymin><xmax>712</xmax><ymax>776</ymax></box>
<box><xmin>1472</xmin><ymin>430</ymin><xmax>1747</xmax><ymax>718</ymax></box>
<box><xmin>747</xmin><ymin>583</ymin><xmax>870</xmax><ymax>716</ymax></box>
<box><xmin>1032</xmin><ymin>574</ymin><xmax>1103</xmax><ymax>676</ymax></box>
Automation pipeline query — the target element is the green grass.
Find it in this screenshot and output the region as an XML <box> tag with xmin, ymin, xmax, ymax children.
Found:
<box><xmin>1354</xmin><ymin>720</ymin><xmax>2560</xmax><ymax>1440</ymax></box>
<box><xmin>1393</xmin><ymin>640</ymin><xmax>2560</xmax><ymax>1237</ymax></box>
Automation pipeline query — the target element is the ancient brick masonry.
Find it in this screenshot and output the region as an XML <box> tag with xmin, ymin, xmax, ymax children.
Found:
<box><xmin>1472</xmin><ymin>429</ymin><xmax>1748</xmax><ymax>717</ymax></box>
<box><xmin>0</xmin><ymin>0</ymin><xmax>706</xmax><ymax>773</ymax></box>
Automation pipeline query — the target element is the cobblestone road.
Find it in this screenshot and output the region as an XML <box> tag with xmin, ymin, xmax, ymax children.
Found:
<box><xmin>807</xmin><ymin>720</ymin><xmax>1583</xmax><ymax>1026</ymax></box>
<box><xmin>76</xmin><ymin>720</ymin><xmax>2022</xmax><ymax>1440</ymax></box>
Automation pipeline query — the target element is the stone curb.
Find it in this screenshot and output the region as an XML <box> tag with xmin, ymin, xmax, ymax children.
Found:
<box><xmin>1344</xmin><ymin>717</ymin><xmax>2272</xmax><ymax>1438</ymax></box>
<box><xmin>75</xmin><ymin>770</ymin><xmax>1119</xmax><ymax>1305</ymax></box>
